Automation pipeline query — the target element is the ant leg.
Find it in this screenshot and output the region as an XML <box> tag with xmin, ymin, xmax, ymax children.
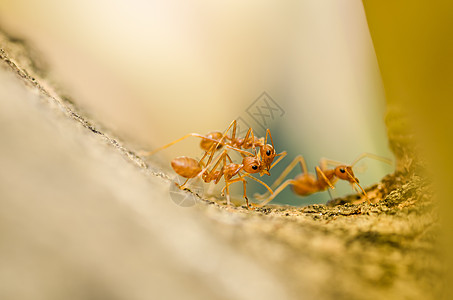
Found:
<box><xmin>255</xmin><ymin>179</ymin><xmax>297</xmax><ymax>207</ymax></box>
<box><xmin>239</xmin><ymin>128</ymin><xmax>262</xmax><ymax>155</ymax></box>
<box><xmin>236</xmin><ymin>127</ymin><xmax>255</xmax><ymax>156</ymax></box>
<box><xmin>178</xmin><ymin>178</ymin><xmax>191</xmax><ymax>190</ymax></box>
<box><xmin>202</xmin><ymin>122</ymin><xmax>253</xmax><ymax>160</ymax></box>
<box><xmin>265</xmin><ymin>129</ymin><xmax>274</xmax><ymax>148</ymax></box>
<box><xmin>187</xmin><ymin>149</ymin><xmax>226</xmax><ymax>192</ymax></box>
<box><xmin>248</xmin><ymin>129</ymin><xmax>265</xmax><ymax>158</ymax></box>
<box><xmin>222</xmin><ymin>172</ymin><xmax>275</xmax><ymax>207</ymax></box>
<box><xmin>228</xmin><ymin>176</ymin><xmax>250</xmax><ymax>207</ymax></box>
<box><xmin>320</xmin><ymin>153</ymin><xmax>392</xmax><ymax>169</ymax></box>
<box><xmin>315</xmin><ymin>166</ymin><xmax>335</xmax><ymax>189</ymax></box>
<box><xmin>214</xmin><ymin>119</ymin><xmax>249</xmax><ymax>154</ymax></box>
<box><xmin>223</xmin><ymin>120</ymin><xmax>237</xmax><ymax>141</ymax></box>
<box><xmin>225</xmin><ymin>182</ymin><xmax>231</xmax><ymax>206</ymax></box>
<box><xmin>187</xmin><ymin>142</ymin><xmax>249</xmax><ymax>182</ymax></box>
<box><xmin>218</xmin><ymin>120</ymin><xmax>267</xmax><ymax>155</ymax></box>
<box><xmin>343</xmin><ymin>169</ymin><xmax>369</xmax><ymax>203</ymax></box>
<box><xmin>222</xmin><ymin>176</ymin><xmax>251</xmax><ymax>208</ymax></box>
<box><xmin>225</xmin><ymin>153</ymin><xmax>234</xmax><ymax>164</ymax></box>
<box><xmin>141</xmin><ymin>121</ymin><xmax>249</xmax><ymax>158</ymax></box>
<box><xmin>202</xmin><ymin>123</ymin><xmax>252</xmax><ymax>161</ymax></box>
<box><xmin>200</xmin><ymin>122</ymin><xmax>237</xmax><ymax>166</ymax></box>
<box><xmin>199</xmin><ymin>135</ymin><xmax>226</xmax><ymax>167</ymax></box>
<box><xmin>179</xmin><ymin>176</ymin><xmax>204</xmax><ymax>194</ymax></box>
<box><xmin>327</xmin><ymin>188</ymin><xmax>335</xmax><ymax>201</ymax></box>
<box><xmin>241</xmin><ymin>177</ymin><xmax>250</xmax><ymax>208</ymax></box>
<box><xmin>206</xmin><ymin>182</ymin><xmax>216</xmax><ymax>196</ymax></box>
<box><xmin>232</xmin><ymin>120</ymin><xmax>238</xmax><ymax>141</ymax></box>
<box><xmin>248</xmin><ymin>129</ymin><xmax>258</xmax><ymax>156</ymax></box>
<box><xmin>354</xmin><ymin>183</ymin><xmax>370</xmax><ymax>204</ymax></box>
<box><xmin>242</xmin><ymin>174</ymin><xmax>273</xmax><ymax>195</ymax></box>
<box><xmin>319</xmin><ymin>157</ymin><xmax>343</xmax><ymax>169</ymax></box>
<box><xmin>209</xmin><ymin>151</ymin><xmax>228</xmax><ymax>182</ymax></box>
<box><xmin>269</xmin><ymin>151</ymin><xmax>287</xmax><ymax>170</ymax></box>
<box><xmin>139</xmin><ymin>133</ymin><xmax>212</xmax><ymax>156</ymax></box>
<box><xmin>200</xmin><ymin>140</ymin><xmax>246</xmax><ymax>180</ymax></box>
<box><xmin>220</xmin><ymin>157</ymin><xmax>240</xmax><ymax>207</ymax></box>
<box><xmin>254</xmin><ymin>155</ymin><xmax>308</xmax><ymax>200</ymax></box>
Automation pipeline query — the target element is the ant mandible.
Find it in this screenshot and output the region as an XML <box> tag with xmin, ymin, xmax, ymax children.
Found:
<box><xmin>254</xmin><ymin>153</ymin><xmax>392</xmax><ymax>207</ymax></box>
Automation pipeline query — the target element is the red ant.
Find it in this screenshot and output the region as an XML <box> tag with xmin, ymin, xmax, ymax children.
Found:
<box><xmin>206</xmin><ymin>149</ymin><xmax>274</xmax><ymax>207</ymax></box>
<box><xmin>170</xmin><ymin>141</ymin><xmax>274</xmax><ymax>208</ymax></box>
<box><xmin>254</xmin><ymin>153</ymin><xmax>392</xmax><ymax>207</ymax></box>
<box><xmin>140</xmin><ymin>120</ymin><xmax>286</xmax><ymax>174</ymax></box>
<box><xmin>140</xmin><ymin>120</ymin><xmax>285</xmax><ymax>208</ymax></box>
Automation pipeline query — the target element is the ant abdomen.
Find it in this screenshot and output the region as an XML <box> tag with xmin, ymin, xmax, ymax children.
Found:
<box><xmin>291</xmin><ymin>174</ymin><xmax>319</xmax><ymax>196</ymax></box>
<box><xmin>171</xmin><ymin>156</ymin><xmax>202</xmax><ymax>178</ymax></box>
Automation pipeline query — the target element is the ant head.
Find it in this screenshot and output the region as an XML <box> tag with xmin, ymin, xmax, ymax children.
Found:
<box><xmin>259</xmin><ymin>129</ymin><xmax>279</xmax><ymax>171</ymax></box>
<box><xmin>334</xmin><ymin>164</ymin><xmax>369</xmax><ymax>199</ymax></box>
<box><xmin>334</xmin><ymin>165</ymin><xmax>358</xmax><ymax>183</ymax></box>
<box><xmin>260</xmin><ymin>144</ymin><xmax>276</xmax><ymax>171</ymax></box>
<box><xmin>242</xmin><ymin>156</ymin><xmax>269</xmax><ymax>176</ymax></box>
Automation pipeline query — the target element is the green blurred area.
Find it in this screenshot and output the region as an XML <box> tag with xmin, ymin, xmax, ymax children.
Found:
<box><xmin>363</xmin><ymin>1</ymin><xmax>453</xmax><ymax>171</ymax></box>
<box><xmin>363</xmin><ymin>0</ymin><xmax>453</xmax><ymax>295</ymax></box>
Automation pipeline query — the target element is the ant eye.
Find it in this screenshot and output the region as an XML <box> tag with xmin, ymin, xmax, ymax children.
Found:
<box><xmin>339</xmin><ymin>168</ymin><xmax>345</xmax><ymax>173</ymax></box>
<box><xmin>266</xmin><ymin>150</ymin><xmax>271</xmax><ymax>156</ymax></box>
<box><xmin>252</xmin><ymin>165</ymin><xmax>258</xmax><ymax>170</ymax></box>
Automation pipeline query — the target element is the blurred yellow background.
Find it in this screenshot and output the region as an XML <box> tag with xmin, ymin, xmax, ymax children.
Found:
<box><xmin>0</xmin><ymin>0</ymin><xmax>393</xmax><ymax>204</ymax></box>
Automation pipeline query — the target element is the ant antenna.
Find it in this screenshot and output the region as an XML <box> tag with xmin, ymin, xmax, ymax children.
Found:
<box><xmin>351</xmin><ymin>153</ymin><xmax>393</xmax><ymax>167</ymax></box>
<box><xmin>265</xmin><ymin>129</ymin><xmax>275</xmax><ymax>148</ymax></box>
<box><xmin>322</xmin><ymin>153</ymin><xmax>393</xmax><ymax>168</ymax></box>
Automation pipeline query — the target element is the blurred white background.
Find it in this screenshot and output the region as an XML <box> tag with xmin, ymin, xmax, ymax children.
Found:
<box><xmin>0</xmin><ymin>0</ymin><xmax>393</xmax><ymax>204</ymax></box>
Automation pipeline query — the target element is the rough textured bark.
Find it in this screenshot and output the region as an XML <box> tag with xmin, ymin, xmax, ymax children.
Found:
<box><xmin>0</xmin><ymin>27</ymin><xmax>441</xmax><ymax>300</ymax></box>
